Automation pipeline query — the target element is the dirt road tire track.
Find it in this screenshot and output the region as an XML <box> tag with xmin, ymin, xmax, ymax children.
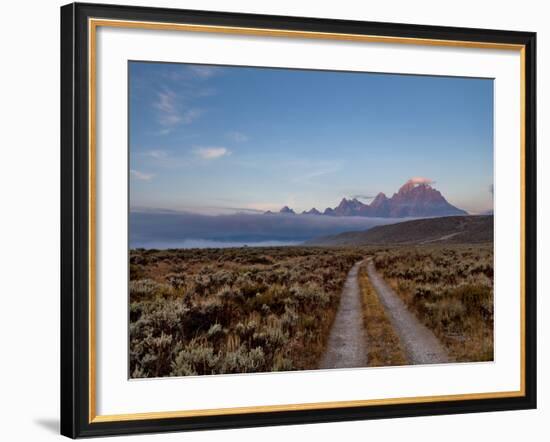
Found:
<box><xmin>366</xmin><ymin>260</ymin><xmax>450</xmax><ymax>365</ymax></box>
<box><xmin>319</xmin><ymin>261</ymin><xmax>368</xmax><ymax>369</ymax></box>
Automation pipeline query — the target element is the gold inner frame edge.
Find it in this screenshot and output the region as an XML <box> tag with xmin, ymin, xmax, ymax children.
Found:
<box><xmin>88</xmin><ymin>17</ymin><xmax>527</xmax><ymax>424</ymax></box>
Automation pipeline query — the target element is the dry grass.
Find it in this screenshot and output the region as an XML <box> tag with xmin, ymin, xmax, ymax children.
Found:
<box><xmin>129</xmin><ymin>246</ymin><xmax>363</xmax><ymax>378</ymax></box>
<box><xmin>373</xmin><ymin>244</ymin><xmax>493</xmax><ymax>362</ymax></box>
<box><xmin>129</xmin><ymin>241</ymin><xmax>493</xmax><ymax>377</ymax></box>
<box><xmin>358</xmin><ymin>264</ymin><xmax>408</xmax><ymax>367</ymax></box>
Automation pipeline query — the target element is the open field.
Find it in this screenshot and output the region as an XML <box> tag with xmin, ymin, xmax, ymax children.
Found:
<box><xmin>373</xmin><ymin>244</ymin><xmax>493</xmax><ymax>362</ymax></box>
<box><xmin>130</xmin><ymin>241</ymin><xmax>493</xmax><ymax>377</ymax></box>
<box><xmin>130</xmin><ymin>247</ymin><xmax>363</xmax><ymax>378</ymax></box>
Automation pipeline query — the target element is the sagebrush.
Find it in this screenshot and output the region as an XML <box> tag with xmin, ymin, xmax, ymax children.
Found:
<box><xmin>373</xmin><ymin>244</ymin><xmax>493</xmax><ymax>362</ymax></box>
<box><xmin>129</xmin><ymin>247</ymin><xmax>362</xmax><ymax>377</ymax></box>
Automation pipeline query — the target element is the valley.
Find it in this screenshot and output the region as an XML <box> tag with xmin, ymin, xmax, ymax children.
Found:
<box><xmin>129</xmin><ymin>215</ymin><xmax>493</xmax><ymax>377</ymax></box>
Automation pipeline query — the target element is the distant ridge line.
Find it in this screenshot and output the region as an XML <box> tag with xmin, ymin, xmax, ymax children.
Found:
<box><xmin>306</xmin><ymin>215</ymin><xmax>493</xmax><ymax>246</ymax></box>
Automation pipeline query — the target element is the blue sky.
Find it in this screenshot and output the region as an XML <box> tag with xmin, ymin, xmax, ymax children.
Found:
<box><xmin>129</xmin><ymin>62</ymin><xmax>494</xmax><ymax>214</ymax></box>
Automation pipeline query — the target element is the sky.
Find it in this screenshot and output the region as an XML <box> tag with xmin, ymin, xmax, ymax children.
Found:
<box><xmin>129</xmin><ymin>61</ymin><xmax>494</xmax><ymax>215</ymax></box>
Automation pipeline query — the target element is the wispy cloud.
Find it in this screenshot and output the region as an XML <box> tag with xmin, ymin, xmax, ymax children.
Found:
<box><xmin>188</xmin><ymin>65</ymin><xmax>221</xmax><ymax>79</ymax></box>
<box><xmin>131</xmin><ymin>169</ymin><xmax>154</xmax><ymax>181</ymax></box>
<box><xmin>231</xmin><ymin>156</ymin><xmax>343</xmax><ymax>185</ymax></box>
<box><xmin>197</xmin><ymin>206</ymin><xmax>267</xmax><ymax>215</ymax></box>
<box><xmin>291</xmin><ymin>160</ymin><xmax>343</xmax><ymax>183</ymax></box>
<box><xmin>163</xmin><ymin>65</ymin><xmax>222</xmax><ymax>82</ymax></box>
<box><xmin>194</xmin><ymin>146</ymin><xmax>231</xmax><ymax>160</ymax></box>
<box><xmin>226</xmin><ymin>131</ymin><xmax>249</xmax><ymax>143</ymax></box>
<box><xmin>142</xmin><ymin>149</ymin><xmax>168</xmax><ymax>159</ymax></box>
<box><xmin>158</xmin><ymin>113</ymin><xmax>181</xmax><ymax>127</ymax></box>
<box><xmin>241</xmin><ymin>202</ymin><xmax>283</xmax><ymax>213</ymax></box>
<box><xmin>151</xmin><ymin>65</ymin><xmax>223</xmax><ymax>133</ymax></box>
<box><xmin>301</xmin><ymin>168</ymin><xmax>337</xmax><ymax>181</ymax></box>
<box><xmin>154</xmin><ymin>90</ymin><xmax>179</xmax><ymax>127</ymax></box>
<box><xmin>351</xmin><ymin>194</ymin><xmax>375</xmax><ymax>200</ymax></box>
<box><xmin>154</xmin><ymin>90</ymin><xmax>202</xmax><ymax>130</ymax></box>
<box><xmin>154</xmin><ymin>90</ymin><xmax>177</xmax><ymax>114</ymax></box>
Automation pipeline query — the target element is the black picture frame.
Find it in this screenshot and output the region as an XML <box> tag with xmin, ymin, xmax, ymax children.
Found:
<box><xmin>61</xmin><ymin>2</ymin><xmax>537</xmax><ymax>438</ymax></box>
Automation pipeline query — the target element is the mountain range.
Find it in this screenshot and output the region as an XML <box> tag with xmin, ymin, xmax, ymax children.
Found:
<box><xmin>266</xmin><ymin>179</ymin><xmax>468</xmax><ymax>218</ymax></box>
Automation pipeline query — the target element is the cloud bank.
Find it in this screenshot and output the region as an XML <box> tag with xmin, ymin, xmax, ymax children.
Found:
<box><xmin>130</xmin><ymin>210</ymin><xmax>406</xmax><ymax>249</ymax></box>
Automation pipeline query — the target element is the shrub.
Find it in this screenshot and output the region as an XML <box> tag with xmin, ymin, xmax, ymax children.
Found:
<box><xmin>171</xmin><ymin>341</ymin><xmax>220</xmax><ymax>376</ymax></box>
<box><xmin>374</xmin><ymin>244</ymin><xmax>493</xmax><ymax>362</ymax></box>
<box><xmin>220</xmin><ymin>346</ymin><xmax>265</xmax><ymax>373</ymax></box>
<box><xmin>130</xmin><ymin>279</ymin><xmax>171</xmax><ymax>300</ymax></box>
<box><xmin>129</xmin><ymin>246</ymin><xmax>363</xmax><ymax>377</ymax></box>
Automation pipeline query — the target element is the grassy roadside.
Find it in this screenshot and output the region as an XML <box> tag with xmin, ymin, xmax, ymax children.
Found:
<box><xmin>373</xmin><ymin>245</ymin><xmax>494</xmax><ymax>362</ymax></box>
<box><xmin>358</xmin><ymin>263</ymin><xmax>408</xmax><ymax>367</ymax></box>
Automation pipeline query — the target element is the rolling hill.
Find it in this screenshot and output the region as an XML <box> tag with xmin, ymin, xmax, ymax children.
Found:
<box><xmin>306</xmin><ymin>215</ymin><xmax>493</xmax><ymax>246</ymax></box>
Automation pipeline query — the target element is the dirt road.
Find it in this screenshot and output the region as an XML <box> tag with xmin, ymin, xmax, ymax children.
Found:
<box><xmin>366</xmin><ymin>260</ymin><xmax>450</xmax><ymax>365</ymax></box>
<box><xmin>319</xmin><ymin>261</ymin><xmax>368</xmax><ymax>369</ymax></box>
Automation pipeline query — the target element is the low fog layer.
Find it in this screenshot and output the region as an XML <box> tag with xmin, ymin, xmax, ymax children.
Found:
<box><xmin>130</xmin><ymin>210</ymin><xmax>407</xmax><ymax>249</ymax></box>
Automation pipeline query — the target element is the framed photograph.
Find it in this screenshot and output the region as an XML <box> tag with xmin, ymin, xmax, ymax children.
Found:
<box><xmin>60</xmin><ymin>2</ymin><xmax>536</xmax><ymax>438</ymax></box>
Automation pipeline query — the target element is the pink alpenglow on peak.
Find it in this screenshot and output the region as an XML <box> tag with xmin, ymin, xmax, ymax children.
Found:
<box><xmin>265</xmin><ymin>179</ymin><xmax>468</xmax><ymax>218</ymax></box>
